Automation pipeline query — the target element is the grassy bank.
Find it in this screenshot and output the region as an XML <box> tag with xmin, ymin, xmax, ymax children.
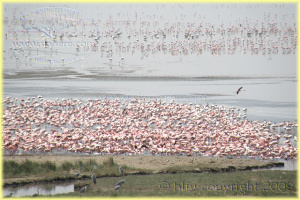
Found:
<box><xmin>53</xmin><ymin>170</ymin><xmax>296</xmax><ymax>197</ymax></box>
<box><xmin>3</xmin><ymin>156</ymin><xmax>296</xmax><ymax>197</ymax></box>
<box><xmin>3</xmin><ymin>156</ymin><xmax>285</xmax><ymax>188</ymax></box>
<box><xmin>4</xmin><ymin>157</ymin><xmax>149</xmax><ymax>186</ymax></box>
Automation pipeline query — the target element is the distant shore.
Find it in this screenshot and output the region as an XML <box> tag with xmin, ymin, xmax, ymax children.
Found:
<box><xmin>4</xmin><ymin>68</ymin><xmax>294</xmax><ymax>80</ymax></box>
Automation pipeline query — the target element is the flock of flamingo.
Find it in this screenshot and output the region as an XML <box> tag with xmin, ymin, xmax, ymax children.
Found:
<box><xmin>4</xmin><ymin>4</ymin><xmax>296</xmax><ymax>66</ymax></box>
<box><xmin>3</xmin><ymin>96</ymin><xmax>297</xmax><ymax>160</ymax></box>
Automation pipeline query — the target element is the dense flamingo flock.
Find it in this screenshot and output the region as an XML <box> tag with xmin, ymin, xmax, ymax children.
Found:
<box><xmin>3</xmin><ymin>96</ymin><xmax>297</xmax><ymax>160</ymax></box>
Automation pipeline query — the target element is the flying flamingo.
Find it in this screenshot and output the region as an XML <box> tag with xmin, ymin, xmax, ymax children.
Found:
<box><xmin>236</xmin><ymin>87</ymin><xmax>243</xmax><ymax>94</ymax></box>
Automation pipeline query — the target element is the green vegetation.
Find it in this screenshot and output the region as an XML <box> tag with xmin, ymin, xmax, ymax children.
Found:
<box><xmin>4</xmin><ymin>159</ymin><xmax>57</xmax><ymax>178</ymax></box>
<box><xmin>57</xmin><ymin>170</ymin><xmax>297</xmax><ymax>197</ymax></box>
<box><xmin>61</xmin><ymin>161</ymin><xmax>73</xmax><ymax>171</ymax></box>
<box><xmin>3</xmin><ymin>157</ymin><xmax>296</xmax><ymax>197</ymax></box>
<box><xmin>3</xmin><ymin>157</ymin><xmax>143</xmax><ymax>180</ymax></box>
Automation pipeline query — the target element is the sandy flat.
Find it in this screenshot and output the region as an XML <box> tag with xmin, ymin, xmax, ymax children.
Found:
<box><xmin>3</xmin><ymin>155</ymin><xmax>279</xmax><ymax>171</ymax></box>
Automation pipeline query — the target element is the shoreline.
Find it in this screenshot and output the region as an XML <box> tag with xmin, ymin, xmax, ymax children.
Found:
<box><xmin>4</xmin><ymin>69</ymin><xmax>296</xmax><ymax>80</ymax></box>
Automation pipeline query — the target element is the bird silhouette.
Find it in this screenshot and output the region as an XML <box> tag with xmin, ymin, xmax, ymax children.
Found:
<box><xmin>80</xmin><ymin>185</ymin><xmax>88</xmax><ymax>193</ymax></box>
<box><xmin>4</xmin><ymin>193</ymin><xmax>13</xmax><ymax>197</ymax></box>
<box><xmin>119</xmin><ymin>165</ymin><xmax>123</xmax><ymax>176</ymax></box>
<box><xmin>32</xmin><ymin>188</ymin><xmax>39</xmax><ymax>197</ymax></box>
<box><xmin>115</xmin><ymin>179</ymin><xmax>126</xmax><ymax>186</ymax></box>
<box><xmin>236</xmin><ymin>87</ymin><xmax>243</xmax><ymax>94</ymax></box>
<box><xmin>75</xmin><ymin>166</ymin><xmax>82</xmax><ymax>177</ymax></box>
<box><xmin>91</xmin><ymin>173</ymin><xmax>96</xmax><ymax>184</ymax></box>
<box><xmin>114</xmin><ymin>179</ymin><xmax>126</xmax><ymax>190</ymax></box>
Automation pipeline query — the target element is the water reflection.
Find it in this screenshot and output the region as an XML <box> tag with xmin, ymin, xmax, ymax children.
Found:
<box><xmin>277</xmin><ymin>159</ymin><xmax>297</xmax><ymax>170</ymax></box>
<box><xmin>3</xmin><ymin>182</ymin><xmax>74</xmax><ymax>197</ymax></box>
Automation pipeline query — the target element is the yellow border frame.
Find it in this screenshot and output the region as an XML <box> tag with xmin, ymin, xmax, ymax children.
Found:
<box><xmin>0</xmin><ymin>1</ymin><xmax>298</xmax><ymax>200</ymax></box>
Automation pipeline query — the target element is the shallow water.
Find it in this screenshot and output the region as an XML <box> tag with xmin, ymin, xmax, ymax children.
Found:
<box><xmin>3</xmin><ymin>4</ymin><xmax>296</xmax><ymax>77</ymax></box>
<box><xmin>3</xmin><ymin>182</ymin><xmax>74</xmax><ymax>197</ymax></box>
<box><xmin>253</xmin><ymin>159</ymin><xmax>297</xmax><ymax>171</ymax></box>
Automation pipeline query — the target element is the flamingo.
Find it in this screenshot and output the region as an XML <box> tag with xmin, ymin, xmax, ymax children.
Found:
<box><xmin>236</xmin><ymin>87</ymin><xmax>243</xmax><ymax>94</ymax></box>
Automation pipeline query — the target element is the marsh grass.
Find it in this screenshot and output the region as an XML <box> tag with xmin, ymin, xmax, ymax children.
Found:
<box><xmin>61</xmin><ymin>161</ymin><xmax>73</xmax><ymax>171</ymax></box>
<box><xmin>57</xmin><ymin>170</ymin><xmax>297</xmax><ymax>197</ymax></box>
<box><xmin>4</xmin><ymin>159</ymin><xmax>57</xmax><ymax>178</ymax></box>
<box><xmin>4</xmin><ymin>157</ymin><xmax>142</xmax><ymax>180</ymax></box>
<box><xmin>4</xmin><ymin>157</ymin><xmax>296</xmax><ymax>197</ymax></box>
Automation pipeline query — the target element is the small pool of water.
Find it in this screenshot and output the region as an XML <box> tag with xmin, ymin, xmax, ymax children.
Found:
<box><xmin>252</xmin><ymin>159</ymin><xmax>297</xmax><ymax>171</ymax></box>
<box><xmin>3</xmin><ymin>182</ymin><xmax>74</xmax><ymax>197</ymax></box>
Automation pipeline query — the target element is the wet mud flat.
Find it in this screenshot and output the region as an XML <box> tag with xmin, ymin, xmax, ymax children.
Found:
<box><xmin>3</xmin><ymin>69</ymin><xmax>81</xmax><ymax>79</ymax></box>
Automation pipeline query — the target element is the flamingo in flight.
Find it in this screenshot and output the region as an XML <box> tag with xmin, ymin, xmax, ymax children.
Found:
<box><xmin>236</xmin><ymin>87</ymin><xmax>243</xmax><ymax>94</ymax></box>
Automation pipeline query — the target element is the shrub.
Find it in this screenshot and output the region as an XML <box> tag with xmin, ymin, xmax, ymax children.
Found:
<box><xmin>61</xmin><ymin>161</ymin><xmax>74</xmax><ymax>171</ymax></box>
<box><xmin>41</xmin><ymin>161</ymin><xmax>57</xmax><ymax>172</ymax></box>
